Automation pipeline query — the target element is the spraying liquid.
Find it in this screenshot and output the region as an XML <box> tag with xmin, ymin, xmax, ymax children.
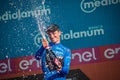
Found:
<box><xmin>37</xmin><ymin>18</ymin><xmax>46</xmax><ymax>39</ymax></box>
<box><xmin>42</xmin><ymin>0</ymin><xmax>45</xmax><ymax>5</ymax></box>
<box><xmin>36</xmin><ymin>0</ymin><xmax>50</xmax><ymax>39</ymax></box>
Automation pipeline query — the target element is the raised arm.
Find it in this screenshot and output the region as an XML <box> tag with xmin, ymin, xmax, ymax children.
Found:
<box><xmin>35</xmin><ymin>45</ymin><xmax>45</xmax><ymax>60</ymax></box>
<box><xmin>35</xmin><ymin>39</ymin><xmax>49</xmax><ymax>60</ymax></box>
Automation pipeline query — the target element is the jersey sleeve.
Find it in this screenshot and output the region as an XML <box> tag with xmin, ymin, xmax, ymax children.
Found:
<box><xmin>35</xmin><ymin>45</ymin><xmax>45</xmax><ymax>60</ymax></box>
<box><xmin>60</xmin><ymin>48</ymin><xmax>71</xmax><ymax>75</ymax></box>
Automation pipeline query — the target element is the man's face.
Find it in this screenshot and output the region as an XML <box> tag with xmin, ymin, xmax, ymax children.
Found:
<box><xmin>47</xmin><ymin>30</ymin><xmax>61</xmax><ymax>43</ymax></box>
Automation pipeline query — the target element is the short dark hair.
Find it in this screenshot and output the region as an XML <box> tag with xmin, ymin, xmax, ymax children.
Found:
<box><xmin>46</xmin><ymin>24</ymin><xmax>60</xmax><ymax>33</ymax></box>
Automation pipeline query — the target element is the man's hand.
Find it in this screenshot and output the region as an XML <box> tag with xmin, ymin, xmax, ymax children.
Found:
<box><xmin>42</xmin><ymin>39</ymin><xmax>49</xmax><ymax>48</ymax></box>
<box><xmin>54</xmin><ymin>58</ymin><xmax>62</xmax><ymax>72</ymax></box>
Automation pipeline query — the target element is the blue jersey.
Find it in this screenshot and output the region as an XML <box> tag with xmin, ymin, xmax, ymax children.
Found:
<box><xmin>35</xmin><ymin>42</ymin><xmax>71</xmax><ymax>80</ymax></box>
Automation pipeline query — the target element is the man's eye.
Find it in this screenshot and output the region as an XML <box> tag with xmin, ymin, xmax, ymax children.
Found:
<box><xmin>54</xmin><ymin>32</ymin><xmax>57</xmax><ymax>34</ymax></box>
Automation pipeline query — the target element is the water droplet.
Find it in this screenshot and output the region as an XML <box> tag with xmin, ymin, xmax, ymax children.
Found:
<box><xmin>6</xmin><ymin>55</ymin><xmax>8</xmax><ymax>58</ymax></box>
<box><xmin>29</xmin><ymin>69</ymin><xmax>31</xmax><ymax>72</ymax></box>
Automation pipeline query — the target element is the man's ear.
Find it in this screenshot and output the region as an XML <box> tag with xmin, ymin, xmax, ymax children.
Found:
<box><xmin>59</xmin><ymin>31</ymin><xmax>61</xmax><ymax>35</ymax></box>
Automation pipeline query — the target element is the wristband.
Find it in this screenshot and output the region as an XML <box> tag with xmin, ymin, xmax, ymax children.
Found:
<box><xmin>45</xmin><ymin>46</ymin><xmax>50</xmax><ymax>49</ymax></box>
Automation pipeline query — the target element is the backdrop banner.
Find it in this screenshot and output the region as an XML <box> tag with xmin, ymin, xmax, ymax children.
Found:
<box><xmin>0</xmin><ymin>0</ymin><xmax>120</xmax><ymax>80</ymax></box>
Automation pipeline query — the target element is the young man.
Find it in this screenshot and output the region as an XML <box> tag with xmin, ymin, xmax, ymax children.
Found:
<box><xmin>35</xmin><ymin>24</ymin><xmax>71</xmax><ymax>80</ymax></box>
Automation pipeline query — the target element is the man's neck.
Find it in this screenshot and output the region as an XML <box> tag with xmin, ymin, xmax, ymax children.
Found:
<box><xmin>52</xmin><ymin>41</ymin><xmax>60</xmax><ymax>44</ymax></box>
